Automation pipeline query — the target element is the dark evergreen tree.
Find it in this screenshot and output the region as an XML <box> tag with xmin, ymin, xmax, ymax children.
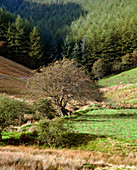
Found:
<box><xmin>6</xmin><ymin>15</ymin><xmax>26</xmax><ymax>61</ymax></box>
<box><xmin>29</xmin><ymin>26</ymin><xmax>43</xmax><ymax>68</ymax></box>
<box><xmin>0</xmin><ymin>6</ymin><xmax>14</xmax><ymax>41</ymax></box>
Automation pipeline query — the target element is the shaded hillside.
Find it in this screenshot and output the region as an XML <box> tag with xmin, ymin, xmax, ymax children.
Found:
<box><xmin>0</xmin><ymin>56</ymin><xmax>31</xmax><ymax>95</ymax></box>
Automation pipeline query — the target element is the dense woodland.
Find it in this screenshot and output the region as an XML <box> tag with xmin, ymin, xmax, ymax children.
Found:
<box><xmin>0</xmin><ymin>0</ymin><xmax>137</xmax><ymax>76</ymax></box>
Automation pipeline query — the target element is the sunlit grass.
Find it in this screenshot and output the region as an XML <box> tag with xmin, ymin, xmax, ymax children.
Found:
<box><xmin>98</xmin><ymin>67</ymin><xmax>137</xmax><ymax>87</ymax></box>
<box><xmin>0</xmin><ymin>146</ymin><xmax>136</xmax><ymax>169</ymax></box>
<box><xmin>72</xmin><ymin>108</ymin><xmax>137</xmax><ymax>140</ymax></box>
<box><xmin>104</xmin><ymin>84</ymin><xmax>137</xmax><ymax>107</ymax></box>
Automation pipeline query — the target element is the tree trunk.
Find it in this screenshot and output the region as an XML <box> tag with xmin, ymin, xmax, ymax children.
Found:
<box><xmin>57</xmin><ymin>106</ymin><xmax>68</xmax><ymax>117</ymax></box>
<box><xmin>61</xmin><ymin>107</ymin><xmax>69</xmax><ymax>116</ymax></box>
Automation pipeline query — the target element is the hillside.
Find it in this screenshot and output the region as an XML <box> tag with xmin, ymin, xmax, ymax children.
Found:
<box><xmin>98</xmin><ymin>67</ymin><xmax>137</xmax><ymax>108</ymax></box>
<box><xmin>0</xmin><ymin>56</ymin><xmax>31</xmax><ymax>96</ymax></box>
<box><xmin>0</xmin><ymin>0</ymin><xmax>137</xmax><ymax>73</ymax></box>
<box><xmin>98</xmin><ymin>67</ymin><xmax>137</xmax><ymax>87</ymax></box>
<box><xmin>0</xmin><ymin>59</ymin><xmax>137</xmax><ymax>169</ymax></box>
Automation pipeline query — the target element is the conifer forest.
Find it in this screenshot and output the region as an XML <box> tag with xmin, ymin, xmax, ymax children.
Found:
<box><xmin>0</xmin><ymin>0</ymin><xmax>137</xmax><ymax>74</ymax></box>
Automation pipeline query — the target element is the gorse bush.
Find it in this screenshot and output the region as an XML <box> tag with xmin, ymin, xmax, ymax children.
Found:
<box><xmin>0</xmin><ymin>95</ymin><xmax>31</xmax><ymax>118</ymax></box>
<box><xmin>37</xmin><ymin>118</ymin><xmax>70</xmax><ymax>147</ymax></box>
<box><xmin>0</xmin><ymin>95</ymin><xmax>31</xmax><ymax>140</ymax></box>
<box><xmin>32</xmin><ymin>98</ymin><xmax>56</xmax><ymax>119</ymax></box>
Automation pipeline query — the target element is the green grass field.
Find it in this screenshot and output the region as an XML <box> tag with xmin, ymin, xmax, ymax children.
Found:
<box><xmin>66</xmin><ymin>107</ymin><xmax>137</xmax><ymax>155</ymax></box>
<box><xmin>98</xmin><ymin>67</ymin><xmax>137</xmax><ymax>87</ymax></box>
<box><xmin>72</xmin><ymin>108</ymin><xmax>137</xmax><ymax>140</ymax></box>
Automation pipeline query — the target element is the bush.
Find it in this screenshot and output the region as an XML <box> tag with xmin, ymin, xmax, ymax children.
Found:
<box><xmin>92</xmin><ymin>58</ymin><xmax>107</xmax><ymax>80</ymax></box>
<box><xmin>0</xmin><ymin>95</ymin><xmax>31</xmax><ymax>116</ymax></box>
<box><xmin>37</xmin><ymin>118</ymin><xmax>69</xmax><ymax>147</ymax></box>
<box><xmin>121</xmin><ymin>51</ymin><xmax>137</xmax><ymax>70</ymax></box>
<box><xmin>0</xmin><ymin>95</ymin><xmax>32</xmax><ymax>139</ymax></box>
<box><xmin>32</xmin><ymin>98</ymin><xmax>56</xmax><ymax>119</ymax></box>
<box><xmin>111</xmin><ymin>60</ymin><xmax>122</xmax><ymax>74</ymax></box>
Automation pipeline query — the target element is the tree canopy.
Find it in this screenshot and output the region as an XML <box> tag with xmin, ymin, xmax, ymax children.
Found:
<box><xmin>27</xmin><ymin>59</ymin><xmax>93</xmax><ymax>116</ymax></box>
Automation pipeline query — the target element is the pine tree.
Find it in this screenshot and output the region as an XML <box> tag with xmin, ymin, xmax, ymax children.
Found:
<box><xmin>0</xmin><ymin>6</ymin><xmax>13</xmax><ymax>41</ymax></box>
<box><xmin>29</xmin><ymin>26</ymin><xmax>43</xmax><ymax>68</ymax></box>
<box><xmin>7</xmin><ymin>15</ymin><xmax>26</xmax><ymax>61</ymax></box>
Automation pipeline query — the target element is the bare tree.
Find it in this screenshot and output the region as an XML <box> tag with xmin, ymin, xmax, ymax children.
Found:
<box><xmin>27</xmin><ymin>59</ymin><xmax>93</xmax><ymax>116</ymax></box>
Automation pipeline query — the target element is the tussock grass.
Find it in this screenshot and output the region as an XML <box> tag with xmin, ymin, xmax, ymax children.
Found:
<box><xmin>98</xmin><ymin>67</ymin><xmax>137</xmax><ymax>87</ymax></box>
<box><xmin>0</xmin><ymin>146</ymin><xmax>136</xmax><ymax>169</ymax></box>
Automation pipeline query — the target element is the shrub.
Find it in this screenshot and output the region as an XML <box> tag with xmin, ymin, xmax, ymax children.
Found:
<box><xmin>0</xmin><ymin>95</ymin><xmax>32</xmax><ymax>140</ymax></box>
<box><xmin>121</xmin><ymin>53</ymin><xmax>131</xmax><ymax>70</ymax></box>
<box><xmin>111</xmin><ymin>60</ymin><xmax>122</xmax><ymax>74</ymax></box>
<box><xmin>32</xmin><ymin>98</ymin><xmax>56</xmax><ymax>119</ymax></box>
<box><xmin>121</xmin><ymin>51</ymin><xmax>137</xmax><ymax>70</ymax></box>
<box><xmin>92</xmin><ymin>58</ymin><xmax>107</xmax><ymax>80</ymax></box>
<box><xmin>131</xmin><ymin>50</ymin><xmax>137</xmax><ymax>67</ymax></box>
<box><xmin>37</xmin><ymin>118</ymin><xmax>69</xmax><ymax>147</ymax></box>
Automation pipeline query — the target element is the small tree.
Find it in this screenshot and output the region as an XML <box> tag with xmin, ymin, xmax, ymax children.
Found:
<box><xmin>27</xmin><ymin>59</ymin><xmax>92</xmax><ymax>116</ymax></box>
<box><xmin>92</xmin><ymin>58</ymin><xmax>107</xmax><ymax>80</ymax></box>
<box><xmin>29</xmin><ymin>26</ymin><xmax>43</xmax><ymax>68</ymax></box>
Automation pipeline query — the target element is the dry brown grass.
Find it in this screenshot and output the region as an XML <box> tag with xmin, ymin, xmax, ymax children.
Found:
<box><xmin>0</xmin><ymin>146</ymin><xmax>136</xmax><ymax>169</ymax></box>
<box><xmin>0</xmin><ymin>56</ymin><xmax>32</xmax><ymax>96</ymax></box>
<box><xmin>0</xmin><ymin>78</ymin><xmax>27</xmax><ymax>96</ymax></box>
<box><xmin>102</xmin><ymin>83</ymin><xmax>137</xmax><ymax>107</ymax></box>
<box><xmin>0</xmin><ymin>56</ymin><xmax>31</xmax><ymax>78</ymax></box>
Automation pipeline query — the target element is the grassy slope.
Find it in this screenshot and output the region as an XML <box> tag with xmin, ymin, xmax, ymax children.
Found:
<box><xmin>73</xmin><ymin>107</ymin><xmax>137</xmax><ymax>140</ymax></box>
<box><xmin>0</xmin><ymin>56</ymin><xmax>31</xmax><ymax>96</ymax></box>
<box><xmin>98</xmin><ymin>67</ymin><xmax>137</xmax><ymax>106</ymax></box>
<box><xmin>98</xmin><ymin>67</ymin><xmax>137</xmax><ymax>87</ymax></box>
<box><xmin>104</xmin><ymin>84</ymin><xmax>137</xmax><ymax>106</ymax></box>
<box><xmin>65</xmin><ymin>68</ymin><xmax>136</xmax><ymax>158</ymax></box>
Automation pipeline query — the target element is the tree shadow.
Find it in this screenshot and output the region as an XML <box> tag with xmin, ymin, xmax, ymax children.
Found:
<box><xmin>72</xmin><ymin>119</ymin><xmax>108</xmax><ymax>122</ymax></box>
<box><xmin>64</xmin><ymin>133</ymin><xmax>106</xmax><ymax>147</ymax></box>
<box><xmin>1</xmin><ymin>131</ymin><xmax>38</xmax><ymax>146</ymax></box>
<box><xmin>73</xmin><ymin>113</ymin><xmax>137</xmax><ymax>120</ymax></box>
<box><xmin>1</xmin><ymin>131</ymin><xmax>107</xmax><ymax>148</ymax></box>
<box><xmin>89</xmin><ymin>82</ymin><xmax>106</xmax><ymax>103</ymax></box>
